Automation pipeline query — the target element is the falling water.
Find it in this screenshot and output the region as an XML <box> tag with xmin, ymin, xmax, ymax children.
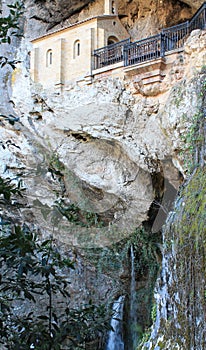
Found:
<box><xmin>130</xmin><ymin>244</ymin><xmax>138</xmax><ymax>350</ymax></box>
<box><xmin>106</xmin><ymin>295</ymin><xmax>125</xmax><ymax>350</ymax></box>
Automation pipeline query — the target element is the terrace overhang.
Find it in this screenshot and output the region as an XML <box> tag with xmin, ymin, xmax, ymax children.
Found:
<box><xmin>124</xmin><ymin>57</ymin><xmax>166</xmax><ymax>85</ymax></box>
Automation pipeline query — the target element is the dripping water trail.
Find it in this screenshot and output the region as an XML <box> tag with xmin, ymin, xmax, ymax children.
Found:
<box><xmin>106</xmin><ymin>295</ymin><xmax>125</xmax><ymax>350</ymax></box>
<box><xmin>130</xmin><ymin>244</ymin><xmax>138</xmax><ymax>350</ymax></box>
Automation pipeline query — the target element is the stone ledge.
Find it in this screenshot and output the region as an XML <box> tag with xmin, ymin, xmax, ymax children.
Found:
<box><xmin>124</xmin><ymin>57</ymin><xmax>166</xmax><ymax>85</ymax></box>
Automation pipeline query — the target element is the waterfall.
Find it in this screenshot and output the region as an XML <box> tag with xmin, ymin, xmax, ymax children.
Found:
<box><xmin>144</xmin><ymin>188</ymin><xmax>206</xmax><ymax>349</ymax></box>
<box><xmin>106</xmin><ymin>295</ymin><xmax>125</xmax><ymax>350</ymax></box>
<box><xmin>130</xmin><ymin>244</ymin><xmax>138</xmax><ymax>350</ymax></box>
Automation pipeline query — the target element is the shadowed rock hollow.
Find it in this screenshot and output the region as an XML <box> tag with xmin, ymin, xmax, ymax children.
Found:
<box><xmin>0</xmin><ymin>1</ymin><xmax>206</xmax><ymax>349</ymax></box>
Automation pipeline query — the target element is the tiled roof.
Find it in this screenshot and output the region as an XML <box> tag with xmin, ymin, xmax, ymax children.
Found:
<box><xmin>31</xmin><ymin>15</ymin><xmax>117</xmax><ymax>42</ymax></box>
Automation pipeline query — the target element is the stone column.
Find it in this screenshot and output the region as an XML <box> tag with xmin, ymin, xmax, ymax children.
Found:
<box><xmin>30</xmin><ymin>47</ymin><xmax>39</xmax><ymax>83</ymax></box>
<box><xmin>55</xmin><ymin>38</ymin><xmax>65</xmax><ymax>90</ymax></box>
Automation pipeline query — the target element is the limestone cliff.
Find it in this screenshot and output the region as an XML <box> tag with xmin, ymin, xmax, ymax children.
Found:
<box><xmin>0</xmin><ymin>0</ymin><xmax>206</xmax><ymax>348</ymax></box>
<box><xmin>2</xmin><ymin>25</ymin><xmax>205</xmax><ymax>246</ymax></box>
<box><xmin>138</xmin><ymin>68</ymin><xmax>206</xmax><ymax>349</ymax></box>
<box><xmin>23</xmin><ymin>0</ymin><xmax>202</xmax><ymax>39</ymax></box>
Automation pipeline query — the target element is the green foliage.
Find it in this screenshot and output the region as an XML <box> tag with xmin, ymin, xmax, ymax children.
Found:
<box><xmin>151</xmin><ymin>303</ymin><xmax>157</xmax><ymax>323</ymax></box>
<box><xmin>130</xmin><ymin>228</ymin><xmax>160</xmax><ymax>276</ymax></box>
<box><xmin>181</xmin><ymin>110</ymin><xmax>204</xmax><ymax>170</ymax></box>
<box><xmin>0</xmin><ymin>171</ymin><xmax>111</xmax><ymax>349</ymax></box>
<box><xmin>48</xmin><ymin>153</ymin><xmax>65</xmax><ymax>174</ymax></box>
<box><xmin>0</xmin><ymin>1</ymin><xmax>23</xmax><ymax>44</ymax></box>
<box><xmin>136</xmin><ymin>329</ymin><xmax>151</xmax><ymax>350</ymax></box>
<box><xmin>172</xmin><ymin>84</ymin><xmax>184</xmax><ymax>108</ymax></box>
<box><xmin>180</xmin><ymin>76</ymin><xmax>206</xmax><ymax>173</ymax></box>
<box><xmin>148</xmin><ymin>168</ymin><xmax>206</xmax><ymax>349</ymax></box>
<box><xmin>144</xmin><ymin>167</ymin><xmax>206</xmax><ymax>350</ymax></box>
<box><xmin>84</xmin><ymin>227</ymin><xmax>161</xmax><ymax>278</ymax></box>
<box><xmin>178</xmin><ymin>167</ymin><xmax>206</xmax><ymax>249</ymax></box>
<box><xmin>136</xmin><ymin>302</ymin><xmax>157</xmax><ymax>350</ymax></box>
<box><xmin>0</xmin><ymin>1</ymin><xmax>24</xmax><ymax>69</ymax></box>
<box><xmin>81</xmin><ymin>228</ymin><xmax>161</xmax><ymax>350</ymax></box>
<box><xmin>56</xmin><ymin>199</ymin><xmax>104</xmax><ymax>228</ymax></box>
<box><xmin>0</xmin><ymin>0</ymin><xmax>24</xmax><ymax>134</ymax></box>
<box><xmin>0</xmin><ymin>176</ymin><xmax>25</xmax><ymax>202</ymax></box>
<box><xmin>0</xmin><ymin>225</ymin><xmax>111</xmax><ymax>349</ymax></box>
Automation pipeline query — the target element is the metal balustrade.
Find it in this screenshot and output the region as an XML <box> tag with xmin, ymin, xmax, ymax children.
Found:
<box><xmin>189</xmin><ymin>1</ymin><xmax>206</xmax><ymax>32</ymax></box>
<box><xmin>162</xmin><ymin>22</ymin><xmax>189</xmax><ymax>52</ymax></box>
<box><xmin>93</xmin><ymin>38</ymin><xmax>130</xmax><ymax>70</ymax></box>
<box><xmin>92</xmin><ymin>2</ymin><xmax>206</xmax><ymax>71</ymax></box>
<box><xmin>124</xmin><ymin>34</ymin><xmax>163</xmax><ymax>67</ymax></box>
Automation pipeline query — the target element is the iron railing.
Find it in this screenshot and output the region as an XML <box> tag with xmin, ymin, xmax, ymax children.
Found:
<box><xmin>189</xmin><ymin>1</ymin><xmax>206</xmax><ymax>32</ymax></box>
<box><xmin>124</xmin><ymin>34</ymin><xmax>163</xmax><ymax>66</ymax></box>
<box><xmin>92</xmin><ymin>2</ymin><xmax>206</xmax><ymax>71</ymax></box>
<box><xmin>124</xmin><ymin>1</ymin><xmax>206</xmax><ymax>67</ymax></box>
<box><xmin>93</xmin><ymin>38</ymin><xmax>130</xmax><ymax>70</ymax></box>
<box><xmin>162</xmin><ymin>2</ymin><xmax>206</xmax><ymax>53</ymax></box>
<box><xmin>162</xmin><ymin>21</ymin><xmax>189</xmax><ymax>52</ymax></box>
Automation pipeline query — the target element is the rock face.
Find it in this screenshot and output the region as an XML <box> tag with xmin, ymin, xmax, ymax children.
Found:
<box><xmin>24</xmin><ymin>0</ymin><xmax>202</xmax><ymax>39</ymax></box>
<box><xmin>145</xmin><ymin>166</ymin><xmax>206</xmax><ymax>350</ymax></box>
<box><xmin>1</xmin><ymin>0</ymin><xmax>206</xmax><ymax>247</ymax></box>
<box><xmin>1</xmin><ymin>0</ymin><xmax>206</xmax><ymax>347</ymax></box>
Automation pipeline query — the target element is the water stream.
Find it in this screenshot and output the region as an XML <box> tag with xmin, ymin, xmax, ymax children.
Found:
<box><xmin>106</xmin><ymin>295</ymin><xmax>125</xmax><ymax>350</ymax></box>
<box><xmin>130</xmin><ymin>244</ymin><xmax>138</xmax><ymax>350</ymax></box>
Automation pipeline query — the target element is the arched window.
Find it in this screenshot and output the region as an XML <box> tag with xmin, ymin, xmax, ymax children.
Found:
<box><xmin>107</xmin><ymin>36</ymin><xmax>119</xmax><ymax>46</ymax></box>
<box><xmin>46</xmin><ymin>49</ymin><xmax>52</xmax><ymax>66</ymax></box>
<box><xmin>73</xmin><ymin>40</ymin><xmax>80</xmax><ymax>58</ymax></box>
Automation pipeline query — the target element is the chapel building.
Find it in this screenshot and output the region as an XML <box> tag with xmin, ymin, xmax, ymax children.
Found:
<box><xmin>31</xmin><ymin>1</ymin><xmax>206</xmax><ymax>90</ymax></box>
<box><xmin>30</xmin><ymin>0</ymin><xmax>129</xmax><ymax>88</ymax></box>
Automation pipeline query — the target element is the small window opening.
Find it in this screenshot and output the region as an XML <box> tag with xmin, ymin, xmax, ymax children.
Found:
<box><xmin>77</xmin><ymin>42</ymin><xmax>80</xmax><ymax>56</ymax></box>
<box><xmin>49</xmin><ymin>51</ymin><xmax>52</xmax><ymax>64</ymax></box>
<box><xmin>107</xmin><ymin>36</ymin><xmax>119</xmax><ymax>46</ymax></box>
<box><xmin>46</xmin><ymin>49</ymin><xmax>52</xmax><ymax>66</ymax></box>
<box><xmin>74</xmin><ymin>40</ymin><xmax>81</xmax><ymax>58</ymax></box>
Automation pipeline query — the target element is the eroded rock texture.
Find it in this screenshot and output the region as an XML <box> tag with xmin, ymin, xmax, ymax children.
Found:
<box><xmin>1</xmin><ymin>20</ymin><xmax>205</xmax><ymax>247</ymax></box>
<box><xmin>24</xmin><ymin>0</ymin><xmax>202</xmax><ymax>37</ymax></box>
<box><xmin>0</xmin><ymin>1</ymin><xmax>206</xmax><ymax>346</ymax></box>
